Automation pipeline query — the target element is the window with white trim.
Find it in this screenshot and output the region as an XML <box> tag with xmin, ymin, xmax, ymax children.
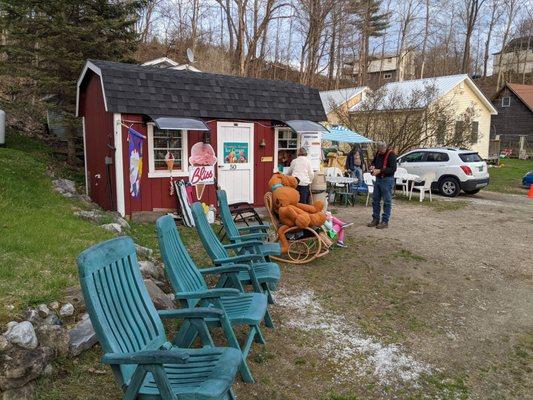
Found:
<box><xmin>276</xmin><ymin>127</ymin><xmax>298</xmax><ymax>172</ymax></box>
<box><xmin>147</xmin><ymin>125</ymin><xmax>188</xmax><ymax>177</ymax></box>
<box><xmin>501</xmin><ymin>97</ymin><xmax>511</xmax><ymax>107</ymax></box>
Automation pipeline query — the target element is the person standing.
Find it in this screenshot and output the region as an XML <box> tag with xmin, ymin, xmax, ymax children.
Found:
<box><xmin>287</xmin><ymin>147</ymin><xmax>314</xmax><ymax>204</ymax></box>
<box><xmin>345</xmin><ymin>144</ymin><xmax>365</xmax><ymax>182</ymax></box>
<box><xmin>367</xmin><ymin>141</ymin><xmax>397</xmax><ymax>229</ymax></box>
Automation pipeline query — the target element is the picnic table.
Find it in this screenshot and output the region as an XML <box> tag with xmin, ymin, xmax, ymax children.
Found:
<box><xmin>326</xmin><ymin>176</ymin><xmax>359</xmax><ymax>206</ymax></box>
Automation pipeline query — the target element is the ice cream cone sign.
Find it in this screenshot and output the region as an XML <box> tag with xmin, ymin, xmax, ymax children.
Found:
<box><xmin>189</xmin><ymin>142</ymin><xmax>217</xmax><ymax>200</ymax></box>
<box><xmin>165</xmin><ymin>152</ymin><xmax>175</xmax><ymax>195</ymax></box>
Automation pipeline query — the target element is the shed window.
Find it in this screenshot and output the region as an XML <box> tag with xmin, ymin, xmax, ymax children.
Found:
<box><xmin>501</xmin><ymin>97</ymin><xmax>511</xmax><ymax>107</ymax></box>
<box><xmin>148</xmin><ymin>125</ymin><xmax>188</xmax><ymax>178</ymax></box>
<box><xmin>276</xmin><ymin>128</ymin><xmax>298</xmax><ymax>172</ymax></box>
<box><xmin>153</xmin><ymin>128</ymin><xmax>184</xmax><ymax>169</ymax></box>
<box><xmin>383</xmin><ymin>72</ymin><xmax>392</xmax><ymax>79</ymax></box>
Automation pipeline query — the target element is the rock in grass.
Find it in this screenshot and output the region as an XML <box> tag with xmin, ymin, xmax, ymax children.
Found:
<box><xmin>1</xmin><ymin>380</ymin><xmax>37</xmax><ymax>400</ymax></box>
<box><xmin>59</xmin><ymin>303</ymin><xmax>74</xmax><ymax>317</ymax></box>
<box><xmin>143</xmin><ymin>280</ymin><xmax>174</xmax><ymax>310</ymax></box>
<box><xmin>43</xmin><ymin>314</ymin><xmax>61</xmax><ymax>326</ymax></box>
<box><xmin>24</xmin><ymin>309</ymin><xmax>40</xmax><ymax>325</ymax></box>
<box><xmin>100</xmin><ymin>223</ymin><xmax>122</xmax><ymax>234</ymax></box>
<box><xmin>74</xmin><ymin>210</ymin><xmax>102</xmax><ymax>223</ymax></box>
<box><xmin>0</xmin><ymin>346</ymin><xmax>53</xmax><ymax>391</ymax></box>
<box><xmin>35</xmin><ymin>325</ymin><xmax>69</xmax><ymax>357</ymax></box>
<box><xmin>115</xmin><ymin>216</ymin><xmax>130</xmax><ymax>230</ymax></box>
<box><xmin>139</xmin><ymin>261</ymin><xmax>163</xmax><ymax>280</ymax></box>
<box><xmin>68</xmin><ymin>317</ymin><xmax>97</xmax><ymax>357</ymax></box>
<box><xmin>0</xmin><ymin>335</ymin><xmax>10</xmax><ymax>352</ymax></box>
<box><xmin>36</xmin><ymin>304</ymin><xmax>50</xmax><ymax>318</ymax></box>
<box><xmin>135</xmin><ymin>244</ymin><xmax>154</xmax><ymax>259</ymax></box>
<box><xmin>49</xmin><ymin>301</ymin><xmax>59</xmax><ymax>310</ymax></box>
<box><xmin>52</xmin><ymin>178</ymin><xmax>76</xmax><ymax>195</ymax></box>
<box><xmin>3</xmin><ymin>322</ymin><xmax>38</xmax><ymax>350</ymax></box>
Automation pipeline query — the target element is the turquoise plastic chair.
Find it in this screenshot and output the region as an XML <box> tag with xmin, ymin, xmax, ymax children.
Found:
<box><xmin>156</xmin><ymin>215</ymin><xmax>272</xmax><ymax>383</ymax></box>
<box><xmin>216</xmin><ymin>190</ymin><xmax>281</xmax><ymax>257</ymax></box>
<box><xmin>190</xmin><ymin>202</ymin><xmax>280</xmax><ymax>304</ymax></box>
<box><xmin>77</xmin><ymin>236</ymin><xmax>241</xmax><ymax>400</ymax></box>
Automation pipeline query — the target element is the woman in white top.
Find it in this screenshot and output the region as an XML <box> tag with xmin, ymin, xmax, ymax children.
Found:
<box><xmin>287</xmin><ymin>147</ymin><xmax>314</xmax><ymax>204</ymax></box>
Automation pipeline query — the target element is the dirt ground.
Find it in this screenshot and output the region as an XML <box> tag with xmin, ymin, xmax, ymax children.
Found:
<box><xmin>231</xmin><ymin>191</ymin><xmax>532</xmax><ymax>400</ymax></box>
<box><xmin>37</xmin><ymin>191</ymin><xmax>532</xmax><ymax>400</ymax></box>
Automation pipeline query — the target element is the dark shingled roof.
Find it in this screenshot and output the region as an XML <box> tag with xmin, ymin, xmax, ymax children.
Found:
<box><xmin>85</xmin><ymin>60</ymin><xmax>327</xmax><ymax>122</ymax></box>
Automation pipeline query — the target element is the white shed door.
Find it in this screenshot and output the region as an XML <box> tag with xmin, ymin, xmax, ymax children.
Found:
<box><xmin>216</xmin><ymin>122</ymin><xmax>254</xmax><ymax>204</ymax></box>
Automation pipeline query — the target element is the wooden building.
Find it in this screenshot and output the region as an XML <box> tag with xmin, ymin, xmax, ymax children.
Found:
<box><xmin>76</xmin><ymin>60</ymin><xmax>327</xmax><ymax>217</ymax></box>
<box><xmin>491</xmin><ymin>83</ymin><xmax>533</xmax><ymax>145</ymax></box>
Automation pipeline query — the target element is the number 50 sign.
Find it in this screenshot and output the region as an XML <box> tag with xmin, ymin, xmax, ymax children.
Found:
<box><xmin>189</xmin><ymin>165</ymin><xmax>215</xmax><ymax>185</ymax></box>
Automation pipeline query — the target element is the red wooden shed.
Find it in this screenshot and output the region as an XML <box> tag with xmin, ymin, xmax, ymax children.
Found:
<box><xmin>76</xmin><ymin>60</ymin><xmax>327</xmax><ymax>218</ymax></box>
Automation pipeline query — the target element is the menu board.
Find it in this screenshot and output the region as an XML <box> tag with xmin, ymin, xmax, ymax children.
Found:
<box><xmin>300</xmin><ymin>132</ymin><xmax>322</xmax><ymax>171</ymax></box>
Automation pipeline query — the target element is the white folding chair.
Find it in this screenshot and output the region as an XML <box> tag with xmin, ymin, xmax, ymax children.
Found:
<box><xmin>363</xmin><ymin>172</ymin><xmax>375</xmax><ymax>206</ymax></box>
<box><xmin>394</xmin><ymin>167</ymin><xmax>409</xmax><ymax>196</ymax></box>
<box><xmin>409</xmin><ymin>172</ymin><xmax>435</xmax><ymax>202</ymax></box>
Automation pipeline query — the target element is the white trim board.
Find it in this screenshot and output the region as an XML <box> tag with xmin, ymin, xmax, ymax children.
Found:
<box><xmin>82</xmin><ymin>116</ymin><xmax>88</xmax><ymax>195</ymax></box>
<box><xmin>76</xmin><ymin>61</ymin><xmax>108</xmax><ymax>117</ymax></box>
<box><xmin>113</xmin><ymin>113</ymin><xmax>126</xmax><ymax>216</ymax></box>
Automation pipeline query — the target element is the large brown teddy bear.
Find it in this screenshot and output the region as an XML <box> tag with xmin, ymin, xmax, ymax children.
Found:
<box><xmin>268</xmin><ymin>173</ymin><xmax>327</xmax><ymax>253</ymax></box>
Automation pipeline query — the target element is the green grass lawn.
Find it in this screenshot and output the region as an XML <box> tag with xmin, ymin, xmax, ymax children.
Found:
<box><xmin>0</xmin><ymin>132</ymin><xmax>114</xmax><ymax>323</ymax></box>
<box><xmin>0</xmin><ymin>131</ymin><xmax>203</xmax><ymax>324</ymax></box>
<box><xmin>486</xmin><ymin>158</ymin><xmax>533</xmax><ymax>194</ymax></box>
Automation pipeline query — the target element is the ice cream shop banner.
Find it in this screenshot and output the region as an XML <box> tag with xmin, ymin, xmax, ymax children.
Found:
<box><xmin>188</xmin><ymin>142</ymin><xmax>217</xmax><ymax>199</ymax></box>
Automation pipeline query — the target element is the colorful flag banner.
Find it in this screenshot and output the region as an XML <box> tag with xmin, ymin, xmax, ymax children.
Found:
<box><xmin>128</xmin><ymin>127</ymin><xmax>145</xmax><ymax>198</ymax></box>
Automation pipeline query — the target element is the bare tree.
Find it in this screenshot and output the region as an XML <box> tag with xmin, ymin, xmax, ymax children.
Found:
<box><xmin>333</xmin><ymin>84</ymin><xmax>480</xmax><ymax>154</ymax></box>
<box><xmin>419</xmin><ymin>0</ymin><xmax>430</xmax><ymax>78</ymax></box>
<box><xmin>460</xmin><ymin>0</ymin><xmax>486</xmax><ymax>74</ymax></box>
<box><xmin>482</xmin><ymin>0</ymin><xmax>502</xmax><ymax>77</ymax></box>
<box><xmin>496</xmin><ymin>0</ymin><xmax>521</xmax><ymax>89</ymax></box>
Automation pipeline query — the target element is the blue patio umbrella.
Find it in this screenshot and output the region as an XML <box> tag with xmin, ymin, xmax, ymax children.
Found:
<box><xmin>322</xmin><ymin>125</ymin><xmax>372</xmax><ymax>144</ymax></box>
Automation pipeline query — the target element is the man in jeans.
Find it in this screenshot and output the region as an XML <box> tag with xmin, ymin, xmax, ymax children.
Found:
<box><xmin>367</xmin><ymin>141</ymin><xmax>397</xmax><ymax>229</ymax></box>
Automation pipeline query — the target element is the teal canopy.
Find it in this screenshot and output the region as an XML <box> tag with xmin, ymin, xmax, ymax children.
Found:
<box><xmin>322</xmin><ymin>125</ymin><xmax>372</xmax><ymax>144</ymax></box>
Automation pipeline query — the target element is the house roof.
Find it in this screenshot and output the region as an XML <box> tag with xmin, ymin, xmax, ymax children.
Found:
<box><xmin>507</xmin><ymin>83</ymin><xmax>533</xmax><ymax>112</ymax></box>
<box><xmin>76</xmin><ymin>60</ymin><xmax>326</xmax><ymax>122</ymax></box>
<box><xmin>319</xmin><ymin>87</ymin><xmax>368</xmax><ymax>113</ymax></box>
<box><xmin>350</xmin><ymin>74</ymin><xmax>497</xmax><ymax>114</ymax></box>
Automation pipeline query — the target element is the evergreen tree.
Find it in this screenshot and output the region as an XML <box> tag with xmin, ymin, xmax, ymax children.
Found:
<box><xmin>348</xmin><ymin>0</ymin><xmax>390</xmax><ymax>85</ymax></box>
<box><xmin>0</xmin><ymin>0</ymin><xmax>143</xmax><ymax>163</ymax></box>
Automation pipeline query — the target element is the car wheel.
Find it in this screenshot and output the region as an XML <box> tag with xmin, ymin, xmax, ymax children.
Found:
<box><xmin>438</xmin><ymin>177</ymin><xmax>460</xmax><ymax>197</ymax></box>
<box><xmin>464</xmin><ymin>189</ymin><xmax>481</xmax><ymax>195</ymax></box>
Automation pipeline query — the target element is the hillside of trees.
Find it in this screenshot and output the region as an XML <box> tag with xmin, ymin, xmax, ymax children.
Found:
<box><xmin>0</xmin><ymin>0</ymin><xmax>531</xmax><ymax>164</ymax></box>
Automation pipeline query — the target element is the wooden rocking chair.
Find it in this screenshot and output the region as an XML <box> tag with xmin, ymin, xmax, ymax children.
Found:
<box><xmin>263</xmin><ymin>192</ymin><xmax>330</xmax><ymax>265</ymax></box>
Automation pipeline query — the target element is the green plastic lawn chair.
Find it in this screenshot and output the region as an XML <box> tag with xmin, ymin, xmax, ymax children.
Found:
<box><xmin>217</xmin><ymin>190</ymin><xmax>281</xmax><ymax>258</ymax></box>
<box><xmin>156</xmin><ymin>215</ymin><xmax>272</xmax><ymax>383</ymax></box>
<box><xmin>77</xmin><ymin>236</ymin><xmax>241</xmax><ymax>400</ymax></box>
<box><xmin>190</xmin><ymin>202</ymin><xmax>280</xmax><ymax>304</ymax></box>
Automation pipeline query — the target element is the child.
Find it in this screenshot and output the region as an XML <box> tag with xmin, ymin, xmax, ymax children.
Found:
<box><xmin>323</xmin><ymin>211</ymin><xmax>353</xmax><ymax>248</ymax></box>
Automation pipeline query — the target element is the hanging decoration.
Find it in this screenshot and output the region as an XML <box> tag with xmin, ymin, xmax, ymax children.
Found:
<box><xmin>188</xmin><ymin>142</ymin><xmax>217</xmax><ymax>200</ymax></box>
<box><xmin>128</xmin><ymin>127</ymin><xmax>145</xmax><ymax>199</ymax></box>
<box><xmin>165</xmin><ymin>151</ymin><xmax>175</xmax><ymax>196</ymax></box>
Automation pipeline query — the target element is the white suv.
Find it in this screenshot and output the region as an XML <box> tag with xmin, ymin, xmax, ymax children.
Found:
<box><xmin>397</xmin><ymin>148</ymin><xmax>490</xmax><ymax>197</ymax></box>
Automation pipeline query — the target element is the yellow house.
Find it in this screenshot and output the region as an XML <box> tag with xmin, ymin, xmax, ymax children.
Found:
<box><xmin>345</xmin><ymin>75</ymin><xmax>498</xmax><ymax>158</ymax></box>
<box><xmin>319</xmin><ymin>87</ymin><xmax>369</xmax><ymax>124</ymax></box>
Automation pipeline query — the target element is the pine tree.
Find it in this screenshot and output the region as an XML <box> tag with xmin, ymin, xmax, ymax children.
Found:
<box><xmin>348</xmin><ymin>0</ymin><xmax>390</xmax><ymax>85</ymax></box>
<box><xmin>0</xmin><ymin>0</ymin><xmax>143</xmax><ymax>164</ymax></box>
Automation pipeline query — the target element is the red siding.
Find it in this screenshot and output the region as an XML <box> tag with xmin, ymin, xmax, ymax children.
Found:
<box><xmin>118</xmin><ymin>118</ymin><xmax>275</xmax><ymax>215</ymax></box>
<box><xmin>79</xmin><ymin>73</ymin><xmax>115</xmax><ymax>211</ymax></box>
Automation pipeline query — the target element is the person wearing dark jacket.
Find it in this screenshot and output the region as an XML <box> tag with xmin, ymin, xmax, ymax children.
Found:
<box><xmin>345</xmin><ymin>145</ymin><xmax>365</xmax><ymax>182</ymax></box>
<box><xmin>367</xmin><ymin>141</ymin><xmax>397</xmax><ymax>229</ymax></box>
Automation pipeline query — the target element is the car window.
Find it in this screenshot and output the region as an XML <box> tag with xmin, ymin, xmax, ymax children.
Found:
<box><xmin>402</xmin><ymin>152</ymin><xmax>425</xmax><ymax>162</ymax></box>
<box><xmin>425</xmin><ymin>152</ymin><xmax>449</xmax><ymax>162</ymax></box>
<box><xmin>459</xmin><ymin>153</ymin><xmax>482</xmax><ymax>162</ymax></box>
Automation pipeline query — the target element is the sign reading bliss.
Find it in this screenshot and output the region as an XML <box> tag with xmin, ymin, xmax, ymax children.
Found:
<box><xmin>189</xmin><ymin>165</ymin><xmax>215</xmax><ymax>185</ymax></box>
<box><xmin>223</xmin><ymin>142</ymin><xmax>248</xmax><ymax>163</ymax></box>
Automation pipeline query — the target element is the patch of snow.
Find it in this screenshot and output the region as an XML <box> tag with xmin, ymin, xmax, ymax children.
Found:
<box><xmin>277</xmin><ymin>289</ymin><xmax>432</xmax><ymax>386</ymax></box>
